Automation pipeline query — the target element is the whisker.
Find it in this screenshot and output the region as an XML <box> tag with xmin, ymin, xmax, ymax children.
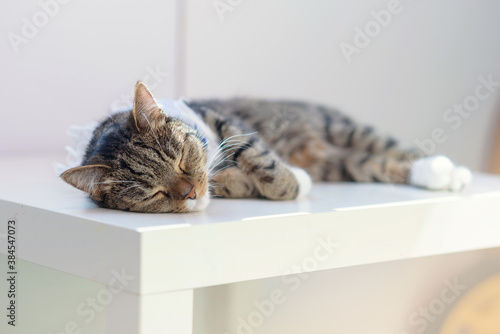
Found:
<box><xmin>207</xmin><ymin>144</ymin><xmax>239</xmax><ymax>169</ymax></box>
<box><xmin>209</xmin><ymin>152</ymin><xmax>238</xmax><ymax>170</ymax></box>
<box><xmin>208</xmin><ymin>149</ymin><xmax>241</xmax><ymax>173</ymax></box>
<box><xmin>208</xmin><ymin>164</ymin><xmax>234</xmax><ymax>179</ymax></box>
<box><xmin>117</xmin><ymin>184</ymin><xmax>142</xmax><ymax>201</ymax></box>
<box><xmin>207</xmin><ymin>140</ymin><xmax>247</xmax><ymax>169</ymax></box>
<box><xmin>218</xmin><ymin>132</ymin><xmax>258</xmax><ymax>146</ymax></box>
<box><xmin>95</xmin><ymin>180</ymin><xmax>139</xmax><ymax>185</ymax></box>
<box><xmin>206</xmin><ymin>132</ymin><xmax>257</xmax><ymax>168</ymax></box>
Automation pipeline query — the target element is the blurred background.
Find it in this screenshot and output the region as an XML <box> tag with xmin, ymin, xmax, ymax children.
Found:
<box><xmin>1</xmin><ymin>0</ymin><xmax>500</xmax><ymax>173</ymax></box>
<box><xmin>2</xmin><ymin>1</ymin><xmax>500</xmax><ymax>333</ymax></box>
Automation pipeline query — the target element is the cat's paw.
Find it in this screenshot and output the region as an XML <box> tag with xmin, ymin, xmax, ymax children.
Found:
<box><xmin>410</xmin><ymin>156</ymin><xmax>472</xmax><ymax>191</ymax></box>
<box><xmin>289</xmin><ymin>167</ymin><xmax>312</xmax><ymax>199</ymax></box>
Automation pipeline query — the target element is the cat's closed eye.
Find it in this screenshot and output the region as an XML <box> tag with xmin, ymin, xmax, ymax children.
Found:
<box><xmin>147</xmin><ymin>190</ymin><xmax>170</xmax><ymax>201</ymax></box>
<box><xmin>155</xmin><ymin>190</ymin><xmax>169</xmax><ymax>198</ymax></box>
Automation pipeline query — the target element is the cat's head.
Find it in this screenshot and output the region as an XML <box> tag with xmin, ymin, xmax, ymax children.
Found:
<box><xmin>61</xmin><ymin>81</ymin><xmax>210</xmax><ymax>213</ymax></box>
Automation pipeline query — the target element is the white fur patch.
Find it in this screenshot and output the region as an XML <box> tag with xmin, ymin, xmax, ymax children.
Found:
<box><xmin>184</xmin><ymin>192</ymin><xmax>211</xmax><ymax>212</ymax></box>
<box><xmin>289</xmin><ymin>167</ymin><xmax>312</xmax><ymax>199</ymax></box>
<box><xmin>449</xmin><ymin>166</ymin><xmax>473</xmax><ymax>191</ymax></box>
<box><xmin>54</xmin><ymin>122</ymin><xmax>99</xmax><ymax>175</ymax></box>
<box><xmin>410</xmin><ymin>156</ymin><xmax>472</xmax><ymax>191</ymax></box>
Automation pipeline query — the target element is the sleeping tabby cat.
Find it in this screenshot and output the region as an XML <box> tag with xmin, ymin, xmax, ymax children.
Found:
<box><xmin>60</xmin><ymin>81</ymin><xmax>472</xmax><ymax>213</ymax></box>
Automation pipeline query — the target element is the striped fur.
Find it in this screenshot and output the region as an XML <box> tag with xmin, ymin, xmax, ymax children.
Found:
<box><xmin>187</xmin><ymin>98</ymin><xmax>425</xmax><ymax>200</ymax></box>
<box><xmin>61</xmin><ymin>83</ymin><xmax>209</xmax><ymax>213</ymax></box>
<box><xmin>61</xmin><ymin>82</ymin><xmax>456</xmax><ymax>213</ymax></box>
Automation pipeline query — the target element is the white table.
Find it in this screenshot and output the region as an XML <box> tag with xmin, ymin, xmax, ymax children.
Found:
<box><xmin>1</xmin><ymin>153</ymin><xmax>500</xmax><ymax>334</ymax></box>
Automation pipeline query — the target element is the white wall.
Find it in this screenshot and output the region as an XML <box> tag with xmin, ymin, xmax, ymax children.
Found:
<box><xmin>182</xmin><ymin>0</ymin><xmax>500</xmax><ymax>171</ymax></box>
<box><xmin>0</xmin><ymin>0</ymin><xmax>177</xmax><ymax>156</ymax></box>
<box><xmin>1</xmin><ymin>0</ymin><xmax>500</xmax><ymax>172</ymax></box>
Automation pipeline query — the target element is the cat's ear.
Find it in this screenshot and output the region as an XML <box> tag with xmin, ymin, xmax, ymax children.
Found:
<box><xmin>61</xmin><ymin>164</ymin><xmax>111</xmax><ymax>201</ymax></box>
<box><xmin>132</xmin><ymin>81</ymin><xmax>165</xmax><ymax>133</ymax></box>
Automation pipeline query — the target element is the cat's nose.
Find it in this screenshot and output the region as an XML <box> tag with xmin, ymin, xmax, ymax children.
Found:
<box><xmin>182</xmin><ymin>185</ymin><xmax>197</xmax><ymax>200</ymax></box>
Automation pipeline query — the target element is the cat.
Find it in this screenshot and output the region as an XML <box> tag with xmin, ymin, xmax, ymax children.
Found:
<box><xmin>60</xmin><ymin>81</ymin><xmax>472</xmax><ymax>213</ymax></box>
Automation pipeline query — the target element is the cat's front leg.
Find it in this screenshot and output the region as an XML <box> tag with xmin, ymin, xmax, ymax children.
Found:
<box><xmin>208</xmin><ymin>132</ymin><xmax>312</xmax><ymax>200</ymax></box>
<box><xmin>210</xmin><ymin>162</ymin><xmax>311</xmax><ymax>200</ymax></box>
<box><xmin>210</xmin><ymin>166</ymin><xmax>259</xmax><ymax>198</ymax></box>
<box><xmin>230</xmin><ymin>138</ymin><xmax>312</xmax><ymax>200</ymax></box>
<box><xmin>197</xmin><ymin>107</ymin><xmax>312</xmax><ymax>200</ymax></box>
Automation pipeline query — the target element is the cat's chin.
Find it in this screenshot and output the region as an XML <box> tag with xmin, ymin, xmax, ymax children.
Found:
<box><xmin>184</xmin><ymin>192</ymin><xmax>210</xmax><ymax>212</ymax></box>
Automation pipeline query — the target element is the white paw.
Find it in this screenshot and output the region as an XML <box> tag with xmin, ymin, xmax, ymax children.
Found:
<box><xmin>410</xmin><ymin>156</ymin><xmax>472</xmax><ymax>191</ymax></box>
<box><xmin>289</xmin><ymin>167</ymin><xmax>312</xmax><ymax>199</ymax></box>
<box><xmin>449</xmin><ymin>166</ymin><xmax>473</xmax><ymax>191</ymax></box>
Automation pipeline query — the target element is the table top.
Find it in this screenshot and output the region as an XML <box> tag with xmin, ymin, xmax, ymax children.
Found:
<box><xmin>1</xmin><ymin>153</ymin><xmax>500</xmax><ymax>294</ymax></box>
<box><xmin>1</xmin><ymin>153</ymin><xmax>499</xmax><ymax>231</ymax></box>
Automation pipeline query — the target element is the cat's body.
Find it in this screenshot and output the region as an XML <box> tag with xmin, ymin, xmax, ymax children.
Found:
<box><xmin>60</xmin><ymin>82</ymin><xmax>472</xmax><ymax>213</ymax></box>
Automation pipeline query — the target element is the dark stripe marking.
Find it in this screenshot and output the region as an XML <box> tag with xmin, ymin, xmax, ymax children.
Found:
<box><xmin>319</xmin><ymin>107</ymin><xmax>333</xmax><ymax>143</ymax></box>
<box><xmin>385</xmin><ymin>138</ymin><xmax>398</xmax><ymax>150</ymax></box>
<box><xmin>358</xmin><ymin>155</ymin><xmax>370</xmax><ymax>166</ymax></box>
<box><xmin>340</xmin><ymin>161</ymin><xmax>354</xmax><ymax>182</ymax></box>
<box><xmin>264</xmin><ymin>161</ymin><xmax>276</xmax><ymax>170</ymax></box>
<box><xmin>260</xmin><ymin>175</ymin><xmax>274</xmax><ymax>183</ymax></box>
<box><xmin>232</xmin><ymin>137</ymin><xmax>256</xmax><ymax>162</ymax></box>
<box><xmin>346</xmin><ymin>128</ymin><xmax>356</xmax><ymax>147</ymax></box>
<box><xmin>215</xmin><ymin>119</ymin><xmax>227</xmax><ymax>139</ymax></box>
